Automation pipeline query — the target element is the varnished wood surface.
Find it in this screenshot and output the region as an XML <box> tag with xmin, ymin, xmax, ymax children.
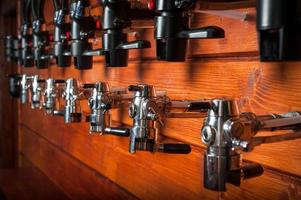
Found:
<box><xmin>0</xmin><ymin>166</ymin><xmax>70</xmax><ymax>200</ymax></box>
<box><xmin>20</xmin><ymin>125</ymin><xmax>137</xmax><ymax>200</ymax></box>
<box><xmin>20</xmin><ymin>121</ymin><xmax>301</xmax><ymax>200</ymax></box>
<box><xmin>15</xmin><ymin>2</ymin><xmax>301</xmax><ymax>200</ymax></box>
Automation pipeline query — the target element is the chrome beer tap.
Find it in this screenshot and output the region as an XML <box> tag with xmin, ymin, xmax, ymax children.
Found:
<box><xmin>86</xmin><ymin>82</ymin><xmax>130</xmax><ymax>136</ymax></box>
<box><xmin>128</xmin><ymin>84</ymin><xmax>192</xmax><ymax>154</ymax></box>
<box><xmin>186</xmin><ymin>98</ymin><xmax>301</xmax><ymax>191</ymax></box>
<box><xmin>20</xmin><ymin>74</ymin><xmax>34</xmax><ymax>104</ymax></box>
<box><xmin>43</xmin><ymin>78</ymin><xmax>65</xmax><ymax>115</ymax></box>
<box><xmin>30</xmin><ymin>75</ymin><xmax>45</xmax><ymax>109</ymax></box>
<box><xmin>62</xmin><ymin>78</ymin><xmax>84</xmax><ymax>123</ymax></box>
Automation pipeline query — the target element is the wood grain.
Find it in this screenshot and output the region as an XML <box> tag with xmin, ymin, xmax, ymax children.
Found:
<box><xmin>20</xmin><ymin>117</ymin><xmax>301</xmax><ymax>200</ymax></box>
<box><xmin>20</xmin><ymin>125</ymin><xmax>137</xmax><ymax>200</ymax></box>
<box><xmin>0</xmin><ymin>166</ymin><xmax>71</xmax><ymax>200</ymax></box>
<box><xmin>15</xmin><ymin>1</ymin><xmax>301</xmax><ymax>200</ymax></box>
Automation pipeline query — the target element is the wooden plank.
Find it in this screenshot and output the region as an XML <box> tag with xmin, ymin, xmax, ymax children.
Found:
<box><xmin>20</xmin><ymin>125</ymin><xmax>137</xmax><ymax>200</ymax></box>
<box><xmin>20</xmin><ymin>119</ymin><xmax>301</xmax><ymax>200</ymax></box>
<box><xmin>0</xmin><ymin>167</ymin><xmax>71</xmax><ymax>200</ymax></box>
<box><xmin>20</xmin><ymin>60</ymin><xmax>301</xmax><ymax>178</ymax></box>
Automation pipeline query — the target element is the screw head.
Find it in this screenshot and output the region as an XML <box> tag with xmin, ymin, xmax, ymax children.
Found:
<box><xmin>201</xmin><ymin>125</ymin><xmax>216</xmax><ymax>145</ymax></box>
<box><xmin>129</xmin><ymin>104</ymin><xmax>136</xmax><ymax>118</ymax></box>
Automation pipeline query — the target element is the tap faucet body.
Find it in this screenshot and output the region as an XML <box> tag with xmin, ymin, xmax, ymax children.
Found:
<box><xmin>30</xmin><ymin>75</ymin><xmax>45</xmax><ymax>109</ymax></box>
<box><xmin>199</xmin><ymin>98</ymin><xmax>301</xmax><ymax>191</ymax></box>
<box><xmin>153</xmin><ymin>0</ymin><xmax>224</xmax><ymax>61</ymax></box>
<box><xmin>44</xmin><ymin>78</ymin><xmax>65</xmax><ymax>115</ymax></box>
<box><xmin>87</xmin><ymin>82</ymin><xmax>130</xmax><ymax>136</ymax></box>
<box><xmin>53</xmin><ymin>0</ymin><xmax>71</xmax><ymax>67</ymax></box>
<box><xmin>128</xmin><ymin>84</ymin><xmax>191</xmax><ymax>154</ymax></box>
<box><xmin>63</xmin><ymin>78</ymin><xmax>83</xmax><ymax>123</ymax></box>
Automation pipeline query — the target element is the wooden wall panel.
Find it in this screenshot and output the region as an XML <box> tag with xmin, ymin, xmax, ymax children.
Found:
<box><xmin>20</xmin><ymin>117</ymin><xmax>301</xmax><ymax>200</ymax></box>
<box><xmin>16</xmin><ymin>2</ymin><xmax>301</xmax><ymax>200</ymax></box>
<box><xmin>20</xmin><ymin>125</ymin><xmax>137</xmax><ymax>200</ymax></box>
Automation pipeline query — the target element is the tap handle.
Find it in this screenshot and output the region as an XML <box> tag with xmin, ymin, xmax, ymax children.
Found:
<box><xmin>128</xmin><ymin>85</ymin><xmax>141</xmax><ymax>91</ymax></box>
<box><xmin>53</xmin><ymin>110</ymin><xmax>64</xmax><ymax>116</ymax></box>
<box><xmin>178</xmin><ymin>26</ymin><xmax>225</xmax><ymax>39</ymax></box>
<box><xmin>158</xmin><ymin>143</ymin><xmax>191</xmax><ymax>154</ymax></box>
<box><xmin>82</xmin><ymin>83</ymin><xmax>95</xmax><ymax>89</ymax></box>
<box><xmin>118</xmin><ymin>40</ymin><xmax>151</xmax><ymax>50</ymax></box>
<box><xmin>105</xmin><ymin>127</ymin><xmax>130</xmax><ymax>137</ymax></box>
<box><xmin>54</xmin><ymin>79</ymin><xmax>65</xmax><ymax>84</ymax></box>
<box><xmin>241</xmin><ymin>163</ymin><xmax>264</xmax><ymax>180</ymax></box>
<box><xmin>187</xmin><ymin>101</ymin><xmax>212</xmax><ymax>112</ymax></box>
<box><xmin>38</xmin><ymin>79</ymin><xmax>46</xmax><ymax>83</ymax></box>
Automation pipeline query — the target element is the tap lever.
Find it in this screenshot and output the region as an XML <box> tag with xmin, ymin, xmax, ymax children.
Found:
<box><xmin>178</xmin><ymin>26</ymin><xmax>225</xmax><ymax>39</ymax></box>
<box><xmin>54</xmin><ymin>79</ymin><xmax>65</xmax><ymax>84</ymax></box>
<box><xmin>241</xmin><ymin>163</ymin><xmax>264</xmax><ymax>180</ymax></box>
<box><xmin>187</xmin><ymin>101</ymin><xmax>212</xmax><ymax>111</ymax></box>
<box><xmin>105</xmin><ymin>127</ymin><xmax>130</xmax><ymax>137</ymax></box>
<box><xmin>118</xmin><ymin>40</ymin><xmax>151</xmax><ymax>50</ymax></box>
<box><xmin>157</xmin><ymin>143</ymin><xmax>191</xmax><ymax>154</ymax></box>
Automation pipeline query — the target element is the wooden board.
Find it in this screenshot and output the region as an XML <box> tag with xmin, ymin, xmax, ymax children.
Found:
<box><xmin>20</xmin><ymin>125</ymin><xmax>137</xmax><ymax>200</ymax></box>
<box><xmin>14</xmin><ymin>2</ymin><xmax>301</xmax><ymax>200</ymax></box>
<box><xmin>0</xmin><ymin>166</ymin><xmax>71</xmax><ymax>200</ymax></box>
<box><xmin>20</xmin><ymin>122</ymin><xmax>301</xmax><ymax>200</ymax></box>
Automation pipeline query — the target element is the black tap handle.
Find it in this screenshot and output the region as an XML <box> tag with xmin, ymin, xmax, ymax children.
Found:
<box><xmin>242</xmin><ymin>163</ymin><xmax>264</xmax><ymax>179</ymax></box>
<box><xmin>54</xmin><ymin>79</ymin><xmax>65</xmax><ymax>84</ymax></box>
<box><xmin>187</xmin><ymin>101</ymin><xmax>212</xmax><ymax>111</ymax></box>
<box><xmin>105</xmin><ymin>127</ymin><xmax>130</xmax><ymax>137</ymax></box>
<box><xmin>38</xmin><ymin>79</ymin><xmax>46</xmax><ymax>83</ymax></box>
<box><xmin>128</xmin><ymin>85</ymin><xmax>140</xmax><ymax>91</ymax></box>
<box><xmin>118</xmin><ymin>40</ymin><xmax>151</xmax><ymax>50</ymax></box>
<box><xmin>158</xmin><ymin>143</ymin><xmax>191</xmax><ymax>154</ymax></box>
<box><xmin>82</xmin><ymin>83</ymin><xmax>95</xmax><ymax>89</ymax></box>
<box><xmin>178</xmin><ymin>26</ymin><xmax>225</xmax><ymax>39</ymax></box>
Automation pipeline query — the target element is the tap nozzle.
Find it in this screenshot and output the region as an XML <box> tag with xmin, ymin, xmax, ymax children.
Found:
<box><xmin>30</xmin><ymin>75</ymin><xmax>45</xmax><ymax>109</ymax></box>
<box><xmin>128</xmin><ymin>84</ymin><xmax>191</xmax><ymax>154</ymax></box>
<box><xmin>63</xmin><ymin>78</ymin><xmax>83</xmax><ymax>123</ymax></box>
<box><xmin>44</xmin><ymin>78</ymin><xmax>65</xmax><ymax>115</ymax></box>
<box><xmin>87</xmin><ymin>82</ymin><xmax>130</xmax><ymax>136</ymax></box>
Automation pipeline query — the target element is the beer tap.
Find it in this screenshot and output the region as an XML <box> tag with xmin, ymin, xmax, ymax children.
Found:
<box><xmin>4</xmin><ymin>35</ymin><xmax>19</xmax><ymax>63</ymax></box>
<box><xmin>31</xmin><ymin>0</ymin><xmax>51</xmax><ymax>68</ymax></box>
<box><xmin>149</xmin><ymin>0</ymin><xmax>225</xmax><ymax>61</ymax></box>
<box><xmin>62</xmin><ymin>78</ymin><xmax>85</xmax><ymax>123</ymax></box>
<box><xmin>20</xmin><ymin>74</ymin><xmax>34</xmax><ymax>104</ymax></box>
<box><xmin>8</xmin><ymin>74</ymin><xmax>22</xmax><ymax>98</ymax></box>
<box><xmin>20</xmin><ymin>0</ymin><xmax>34</xmax><ymax>67</ymax></box>
<box><xmin>70</xmin><ymin>0</ymin><xmax>102</xmax><ymax>69</ymax></box>
<box><xmin>30</xmin><ymin>75</ymin><xmax>45</xmax><ymax>109</ymax></box>
<box><xmin>43</xmin><ymin>78</ymin><xmax>66</xmax><ymax>115</ymax></box>
<box><xmin>100</xmin><ymin>0</ymin><xmax>151</xmax><ymax>67</ymax></box>
<box><xmin>128</xmin><ymin>84</ymin><xmax>195</xmax><ymax>154</ymax></box>
<box><xmin>86</xmin><ymin>82</ymin><xmax>130</xmax><ymax>136</ymax></box>
<box><xmin>53</xmin><ymin>0</ymin><xmax>72</xmax><ymax>67</ymax></box>
<box><xmin>187</xmin><ymin>98</ymin><xmax>301</xmax><ymax>191</ymax></box>
<box><xmin>257</xmin><ymin>0</ymin><xmax>301</xmax><ymax>61</ymax></box>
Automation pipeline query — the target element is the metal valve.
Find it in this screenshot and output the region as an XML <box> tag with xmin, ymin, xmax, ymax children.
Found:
<box><xmin>62</xmin><ymin>78</ymin><xmax>83</xmax><ymax>123</ymax></box>
<box><xmin>86</xmin><ymin>82</ymin><xmax>130</xmax><ymax>136</ymax></box>
<box><xmin>128</xmin><ymin>84</ymin><xmax>191</xmax><ymax>154</ymax></box>
<box><xmin>70</xmin><ymin>0</ymin><xmax>102</xmax><ymax>69</ymax></box>
<box><xmin>100</xmin><ymin>0</ymin><xmax>151</xmax><ymax>67</ymax></box>
<box><xmin>43</xmin><ymin>78</ymin><xmax>65</xmax><ymax>115</ymax></box>
<box><xmin>30</xmin><ymin>75</ymin><xmax>45</xmax><ymax>109</ymax></box>
<box><xmin>9</xmin><ymin>74</ymin><xmax>22</xmax><ymax>98</ymax></box>
<box><xmin>20</xmin><ymin>74</ymin><xmax>34</xmax><ymax>104</ymax></box>
<box><xmin>196</xmin><ymin>98</ymin><xmax>301</xmax><ymax>191</ymax></box>
<box><xmin>152</xmin><ymin>0</ymin><xmax>224</xmax><ymax>61</ymax></box>
<box><xmin>31</xmin><ymin>0</ymin><xmax>51</xmax><ymax>68</ymax></box>
<box><xmin>53</xmin><ymin>0</ymin><xmax>71</xmax><ymax>67</ymax></box>
<box><xmin>20</xmin><ymin>0</ymin><xmax>34</xmax><ymax>67</ymax></box>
